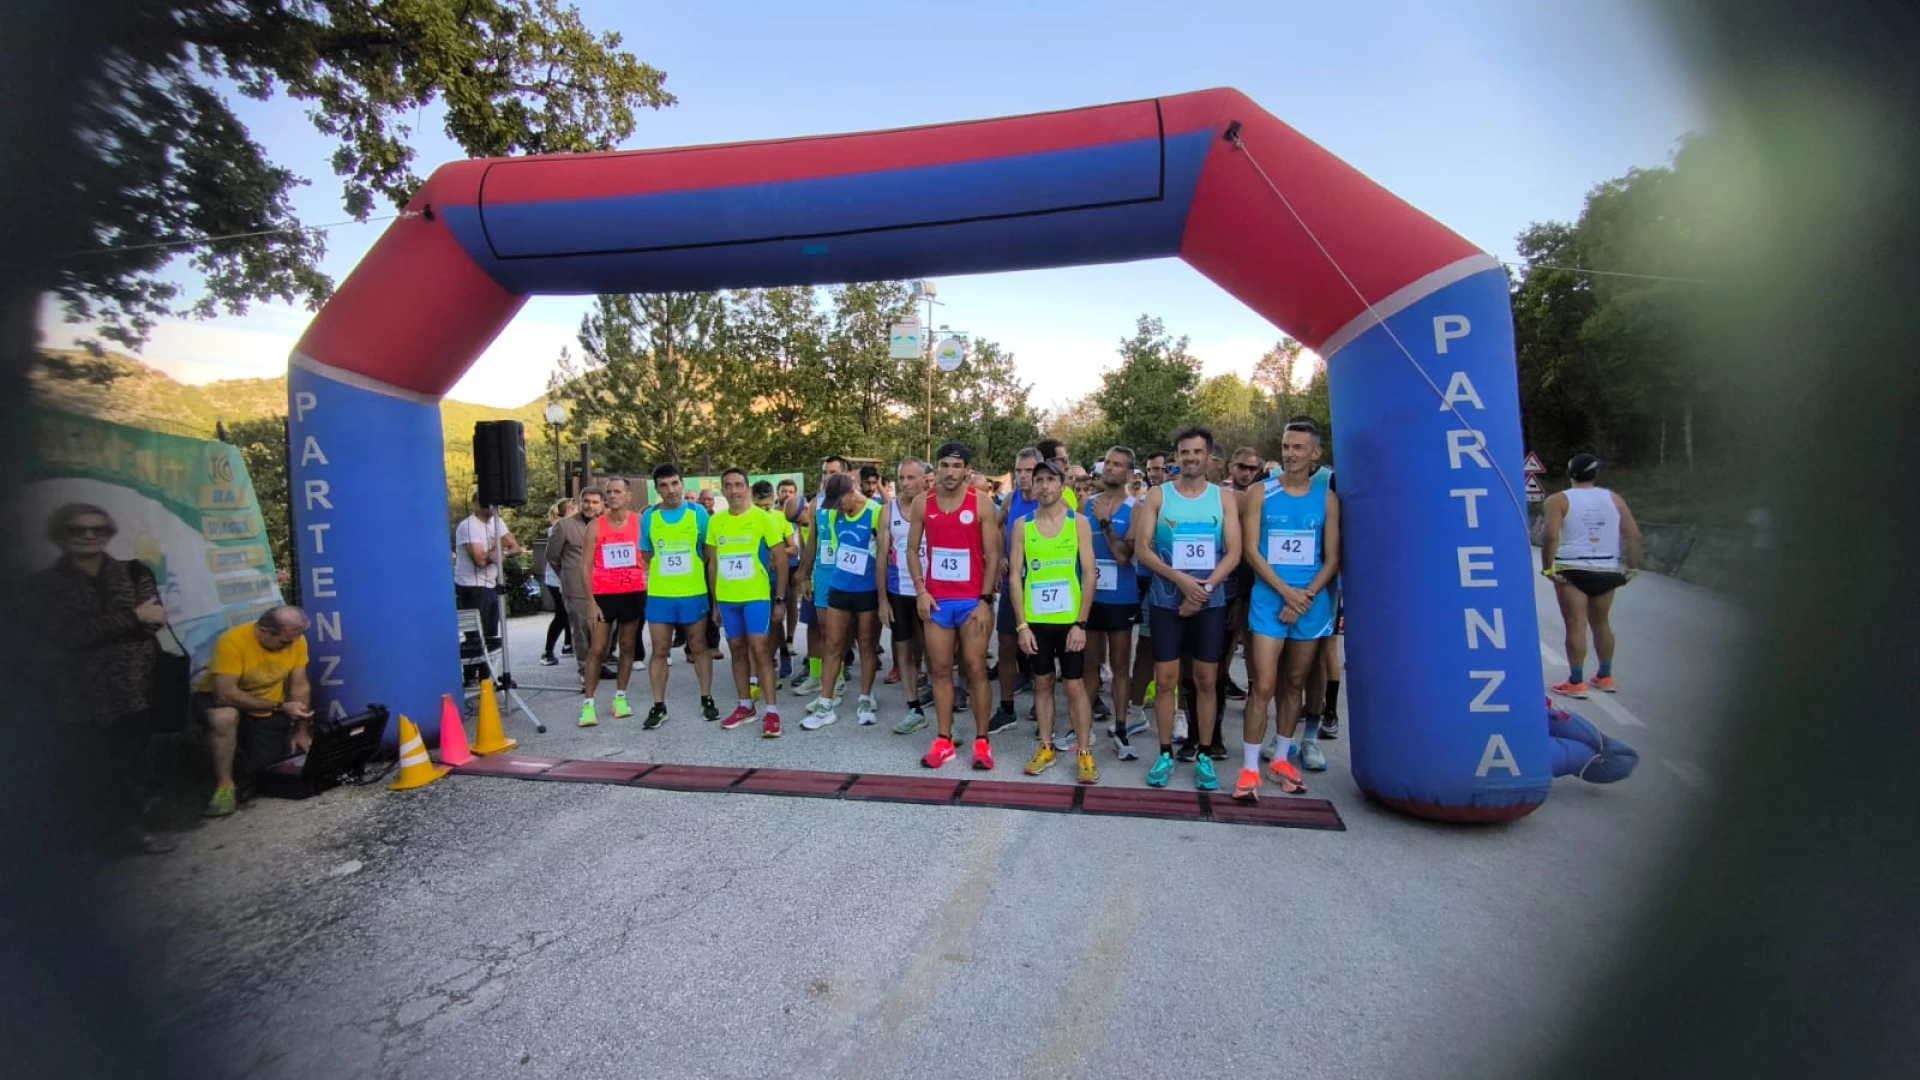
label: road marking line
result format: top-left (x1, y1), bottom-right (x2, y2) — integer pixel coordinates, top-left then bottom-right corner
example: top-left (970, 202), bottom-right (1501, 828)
top-left (1536, 641), bottom-right (1647, 727)
top-left (1663, 759), bottom-right (1711, 793)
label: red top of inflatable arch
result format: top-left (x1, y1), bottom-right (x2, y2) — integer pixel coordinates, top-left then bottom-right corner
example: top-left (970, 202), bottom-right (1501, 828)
top-left (296, 87), bottom-right (1484, 398)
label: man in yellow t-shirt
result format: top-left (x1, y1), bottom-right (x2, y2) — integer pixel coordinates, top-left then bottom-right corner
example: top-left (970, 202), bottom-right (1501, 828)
top-left (192, 605), bottom-right (313, 818)
top-left (705, 468), bottom-right (796, 737)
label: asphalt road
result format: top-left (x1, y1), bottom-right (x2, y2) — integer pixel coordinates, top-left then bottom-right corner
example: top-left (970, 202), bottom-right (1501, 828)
top-left (107, 567), bottom-right (1746, 1079)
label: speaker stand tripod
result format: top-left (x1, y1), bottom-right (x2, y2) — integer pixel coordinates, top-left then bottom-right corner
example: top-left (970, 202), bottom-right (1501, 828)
top-left (478, 593), bottom-right (547, 734)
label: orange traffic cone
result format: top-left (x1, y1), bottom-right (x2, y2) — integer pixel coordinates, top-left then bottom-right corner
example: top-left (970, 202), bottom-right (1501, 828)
top-left (438, 694), bottom-right (474, 767)
top-left (388, 714), bottom-right (450, 791)
top-left (469, 678), bottom-right (518, 756)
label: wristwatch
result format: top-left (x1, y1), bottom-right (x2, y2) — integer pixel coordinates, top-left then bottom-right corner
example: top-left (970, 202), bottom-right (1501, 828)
top-left (979, 592), bottom-right (996, 604)
top-left (1202, 581), bottom-right (1215, 596)
top-left (1073, 620), bottom-right (1087, 630)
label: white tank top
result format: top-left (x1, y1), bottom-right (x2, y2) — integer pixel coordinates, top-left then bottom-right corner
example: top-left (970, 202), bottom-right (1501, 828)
top-left (887, 498), bottom-right (922, 597)
top-left (1558, 487), bottom-right (1621, 569)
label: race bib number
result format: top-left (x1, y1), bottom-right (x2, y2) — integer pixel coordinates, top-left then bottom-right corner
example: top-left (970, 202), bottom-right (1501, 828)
top-left (817, 539), bottom-right (836, 566)
top-left (601, 542), bottom-right (637, 569)
top-left (1095, 559), bottom-right (1119, 592)
top-left (1266, 530), bottom-right (1315, 567)
top-left (658, 544), bottom-right (693, 577)
top-left (1172, 536), bottom-right (1217, 572)
top-left (1031, 584), bottom-right (1072, 617)
top-left (719, 554), bottom-right (756, 581)
top-left (930, 546), bottom-right (971, 583)
top-left (836, 545), bottom-right (871, 577)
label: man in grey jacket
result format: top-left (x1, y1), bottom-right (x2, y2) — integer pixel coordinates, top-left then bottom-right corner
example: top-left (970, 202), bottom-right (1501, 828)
top-left (544, 486), bottom-right (606, 684)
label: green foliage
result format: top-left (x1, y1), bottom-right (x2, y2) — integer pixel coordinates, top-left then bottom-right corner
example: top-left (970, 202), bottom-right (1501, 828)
top-left (547, 283), bottom-right (1043, 484)
top-left (1090, 316), bottom-right (1201, 455)
top-left (224, 416), bottom-right (292, 573)
top-left (56, 0), bottom-right (674, 350)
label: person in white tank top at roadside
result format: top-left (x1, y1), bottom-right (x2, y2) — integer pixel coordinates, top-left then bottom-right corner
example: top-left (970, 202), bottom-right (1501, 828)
top-left (1541, 454), bottom-right (1644, 699)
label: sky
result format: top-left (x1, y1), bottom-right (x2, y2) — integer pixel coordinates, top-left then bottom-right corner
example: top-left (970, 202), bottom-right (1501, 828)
top-left (42, 0), bottom-right (1701, 412)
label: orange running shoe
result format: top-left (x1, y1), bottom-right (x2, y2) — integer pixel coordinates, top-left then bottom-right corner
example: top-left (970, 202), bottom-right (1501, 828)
top-left (1551, 680), bottom-right (1590, 699)
top-left (1266, 756), bottom-right (1308, 794)
top-left (1591, 676), bottom-right (1617, 693)
top-left (971, 737), bottom-right (996, 771)
top-left (922, 736), bottom-right (956, 768)
top-left (1232, 768), bottom-right (1261, 803)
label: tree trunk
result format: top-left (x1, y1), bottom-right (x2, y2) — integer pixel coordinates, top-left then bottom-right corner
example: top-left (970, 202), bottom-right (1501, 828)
top-left (1683, 395), bottom-right (1695, 475)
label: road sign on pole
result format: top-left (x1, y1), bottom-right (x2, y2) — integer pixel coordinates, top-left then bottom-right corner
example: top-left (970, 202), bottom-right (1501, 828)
top-left (933, 336), bottom-right (966, 371)
top-left (1524, 474), bottom-right (1545, 503)
top-left (889, 318), bottom-right (922, 360)
top-left (1522, 451), bottom-right (1545, 475)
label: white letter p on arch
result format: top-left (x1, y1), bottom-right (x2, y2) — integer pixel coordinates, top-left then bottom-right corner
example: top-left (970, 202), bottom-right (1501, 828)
top-left (1434, 315), bottom-right (1471, 354)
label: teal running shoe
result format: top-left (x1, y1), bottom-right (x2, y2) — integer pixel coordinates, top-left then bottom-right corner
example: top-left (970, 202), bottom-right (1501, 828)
top-left (1193, 754), bottom-right (1220, 792)
top-left (1146, 751), bottom-right (1175, 788)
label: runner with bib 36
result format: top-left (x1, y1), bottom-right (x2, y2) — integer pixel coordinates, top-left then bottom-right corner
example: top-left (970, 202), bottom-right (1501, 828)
top-left (1130, 427), bottom-right (1242, 791)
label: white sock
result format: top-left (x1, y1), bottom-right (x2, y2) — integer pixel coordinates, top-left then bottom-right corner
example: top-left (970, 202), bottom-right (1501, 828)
top-left (1276, 732), bottom-right (1296, 759)
top-left (767, 706), bottom-right (780, 717)
top-left (583, 697), bottom-right (593, 707)
top-left (1243, 742), bottom-right (1262, 772)
top-left (738, 699), bottom-right (752, 709)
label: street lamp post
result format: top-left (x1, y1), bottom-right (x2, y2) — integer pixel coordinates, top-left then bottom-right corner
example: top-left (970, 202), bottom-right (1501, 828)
top-left (543, 403), bottom-right (568, 496)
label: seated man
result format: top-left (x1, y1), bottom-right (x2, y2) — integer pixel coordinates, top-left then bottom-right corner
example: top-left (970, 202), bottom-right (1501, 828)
top-left (193, 605), bottom-right (313, 817)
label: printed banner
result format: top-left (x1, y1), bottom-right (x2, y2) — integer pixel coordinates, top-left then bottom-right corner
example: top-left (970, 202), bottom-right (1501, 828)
top-left (26, 408), bottom-right (284, 682)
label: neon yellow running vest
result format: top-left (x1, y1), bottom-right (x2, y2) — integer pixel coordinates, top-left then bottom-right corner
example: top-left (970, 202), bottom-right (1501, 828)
top-left (1022, 511), bottom-right (1081, 625)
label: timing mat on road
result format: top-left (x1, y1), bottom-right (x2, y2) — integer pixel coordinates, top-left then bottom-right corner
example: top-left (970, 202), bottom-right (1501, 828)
top-left (452, 755), bottom-right (1345, 831)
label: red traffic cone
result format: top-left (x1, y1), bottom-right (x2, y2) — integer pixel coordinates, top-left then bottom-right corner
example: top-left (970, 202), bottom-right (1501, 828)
top-left (438, 693), bottom-right (474, 767)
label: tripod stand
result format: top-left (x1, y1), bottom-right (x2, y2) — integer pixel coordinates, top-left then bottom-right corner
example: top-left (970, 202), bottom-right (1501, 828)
top-left (461, 595), bottom-right (547, 734)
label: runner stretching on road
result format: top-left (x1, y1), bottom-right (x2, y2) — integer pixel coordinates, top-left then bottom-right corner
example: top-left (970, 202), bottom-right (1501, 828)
top-left (907, 442), bottom-right (1001, 770)
top-left (1541, 453), bottom-right (1643, 698)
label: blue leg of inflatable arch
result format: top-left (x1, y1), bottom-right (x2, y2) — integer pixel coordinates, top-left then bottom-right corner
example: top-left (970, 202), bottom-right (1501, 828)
top-left (1328, 269), bottom-right (1552, 821)
top-left (288, 360), bottom-right (461, 746)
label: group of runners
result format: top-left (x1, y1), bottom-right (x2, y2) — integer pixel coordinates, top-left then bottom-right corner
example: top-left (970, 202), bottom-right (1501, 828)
top-left (565, 417), bottom-right (1356, 802)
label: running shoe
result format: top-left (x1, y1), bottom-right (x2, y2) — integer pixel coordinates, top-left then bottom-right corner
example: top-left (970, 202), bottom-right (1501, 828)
top-left (792, 675), bottom-right (822, 697)
top-left (1143, 679), bottom-right (1157, 705)
top-left (1176, 739), bottom-right (1200, 763)
top-left (1224, 676), bottom-right (1247, 701)
top-left (1592, 675), bottom-right (1618, 693)
top-left (789, 668), bottom-right (809, 689)
top-left (923, 735), bottom-right (957, 768)
top-left (778, 652), bottom-right (794, 680)
top-left (561, 643), bottom-right (573, 656)
top-left (1551, 680), bottom-right (1590, 700)
top-left (750, 678), bottom-right (761, 700)
top-left (1300, 739), bottom-right (1328, 772)
top-left (1052, 728), bottom-right (1077, 753)
top-left (1233, 767), bottom-right (1261, 802)
top-left (1172, 710), bottom-right (1189, 744)
top-left (1145, 750), bottom-right (1175, 788)
top-left (720, 705), bottom-right (755, 730)
top-left (643, 703), bottom-right (668, 730)
top-left (611, 691), bottom-right (633, 720)
top-left (762, 713), bottom-right (783, 738)
top-left (987, 704), bottom-right (1019, 735)
top-left (1206, 737), bottom-right (1229, 761)
top-left (1076, 751), bottom-right (1099, 785)
top-left (1318, 710), bottom-right (1341, 740)
top-left (1125, 705), bottom-right (1151, 737)
top-left (856, 695), bottom-right (879, 726)
top-left (540, 654), bottom-right (558, 666)
top-left (1260, 732), bottom-right (1279, 761)
top-left (1266, 755), bottom-right (1308, 794)
top-left (1092, 697), bottom-right (1112, 725)
top-left (1193, 754), bottom-right (1220, 792)
top-left (1111, 728), bottom-right (1139, 761)
top-left (204, 785), bottom-right (237, 818)
top-left (884, 665), bottom-right (901, 685)
top-left (579, 701), bottom-right (599, 728)
top-left (701, 696), bottom-right (722, 722)
top-left (971, 738), bottom-right (996, 770)
top-left (1024, 746), bottom-right (1057, 776)
top-left (800, 699), bottom-right (838, 730)
top-left (893, 707), bottom-right (928, 736)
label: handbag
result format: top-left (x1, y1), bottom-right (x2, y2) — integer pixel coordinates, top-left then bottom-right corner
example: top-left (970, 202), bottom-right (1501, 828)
top-left (150, 621), bottom-right (193, 734)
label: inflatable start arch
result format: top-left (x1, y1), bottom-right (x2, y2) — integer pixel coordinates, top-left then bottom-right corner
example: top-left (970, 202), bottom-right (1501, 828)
top-left (288, 88), bottom-right (1548, 822)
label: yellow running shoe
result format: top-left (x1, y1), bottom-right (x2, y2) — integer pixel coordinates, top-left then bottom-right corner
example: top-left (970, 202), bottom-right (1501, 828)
top-left (1076, 750), bottom-right (1099, 785)
top-left (1143, 679), bottom-right (1157, 705)
top-left (1023, 746), bottom-right (1056, 776)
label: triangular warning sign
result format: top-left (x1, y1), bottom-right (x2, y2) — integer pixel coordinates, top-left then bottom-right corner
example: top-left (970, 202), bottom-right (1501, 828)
top-left (1524, 474), bottom-right (1545, 494)
top-left (1522, 451), bottom-right (1545, 474)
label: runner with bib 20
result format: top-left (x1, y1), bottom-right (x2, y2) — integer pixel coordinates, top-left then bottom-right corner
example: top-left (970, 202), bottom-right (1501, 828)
top-left (802, 472), bottom-right (890, 729)
top-left (1130, 426), bottom-right (1242, 791)
top-left (1236, 421), bottom-right (1341, 800)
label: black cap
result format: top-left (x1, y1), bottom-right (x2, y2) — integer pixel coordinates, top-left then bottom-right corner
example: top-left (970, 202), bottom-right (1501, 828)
top-left (935, 441), bottom-right (972, 465)
top-left (1033, 459), bottom-right (1066, 480)
top-left (1568, 453), bottom-right (1601, 481)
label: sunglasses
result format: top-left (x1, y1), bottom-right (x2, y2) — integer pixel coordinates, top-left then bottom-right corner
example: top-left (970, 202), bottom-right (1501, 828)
top-left (66, 524), bottom-right (115, 538)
